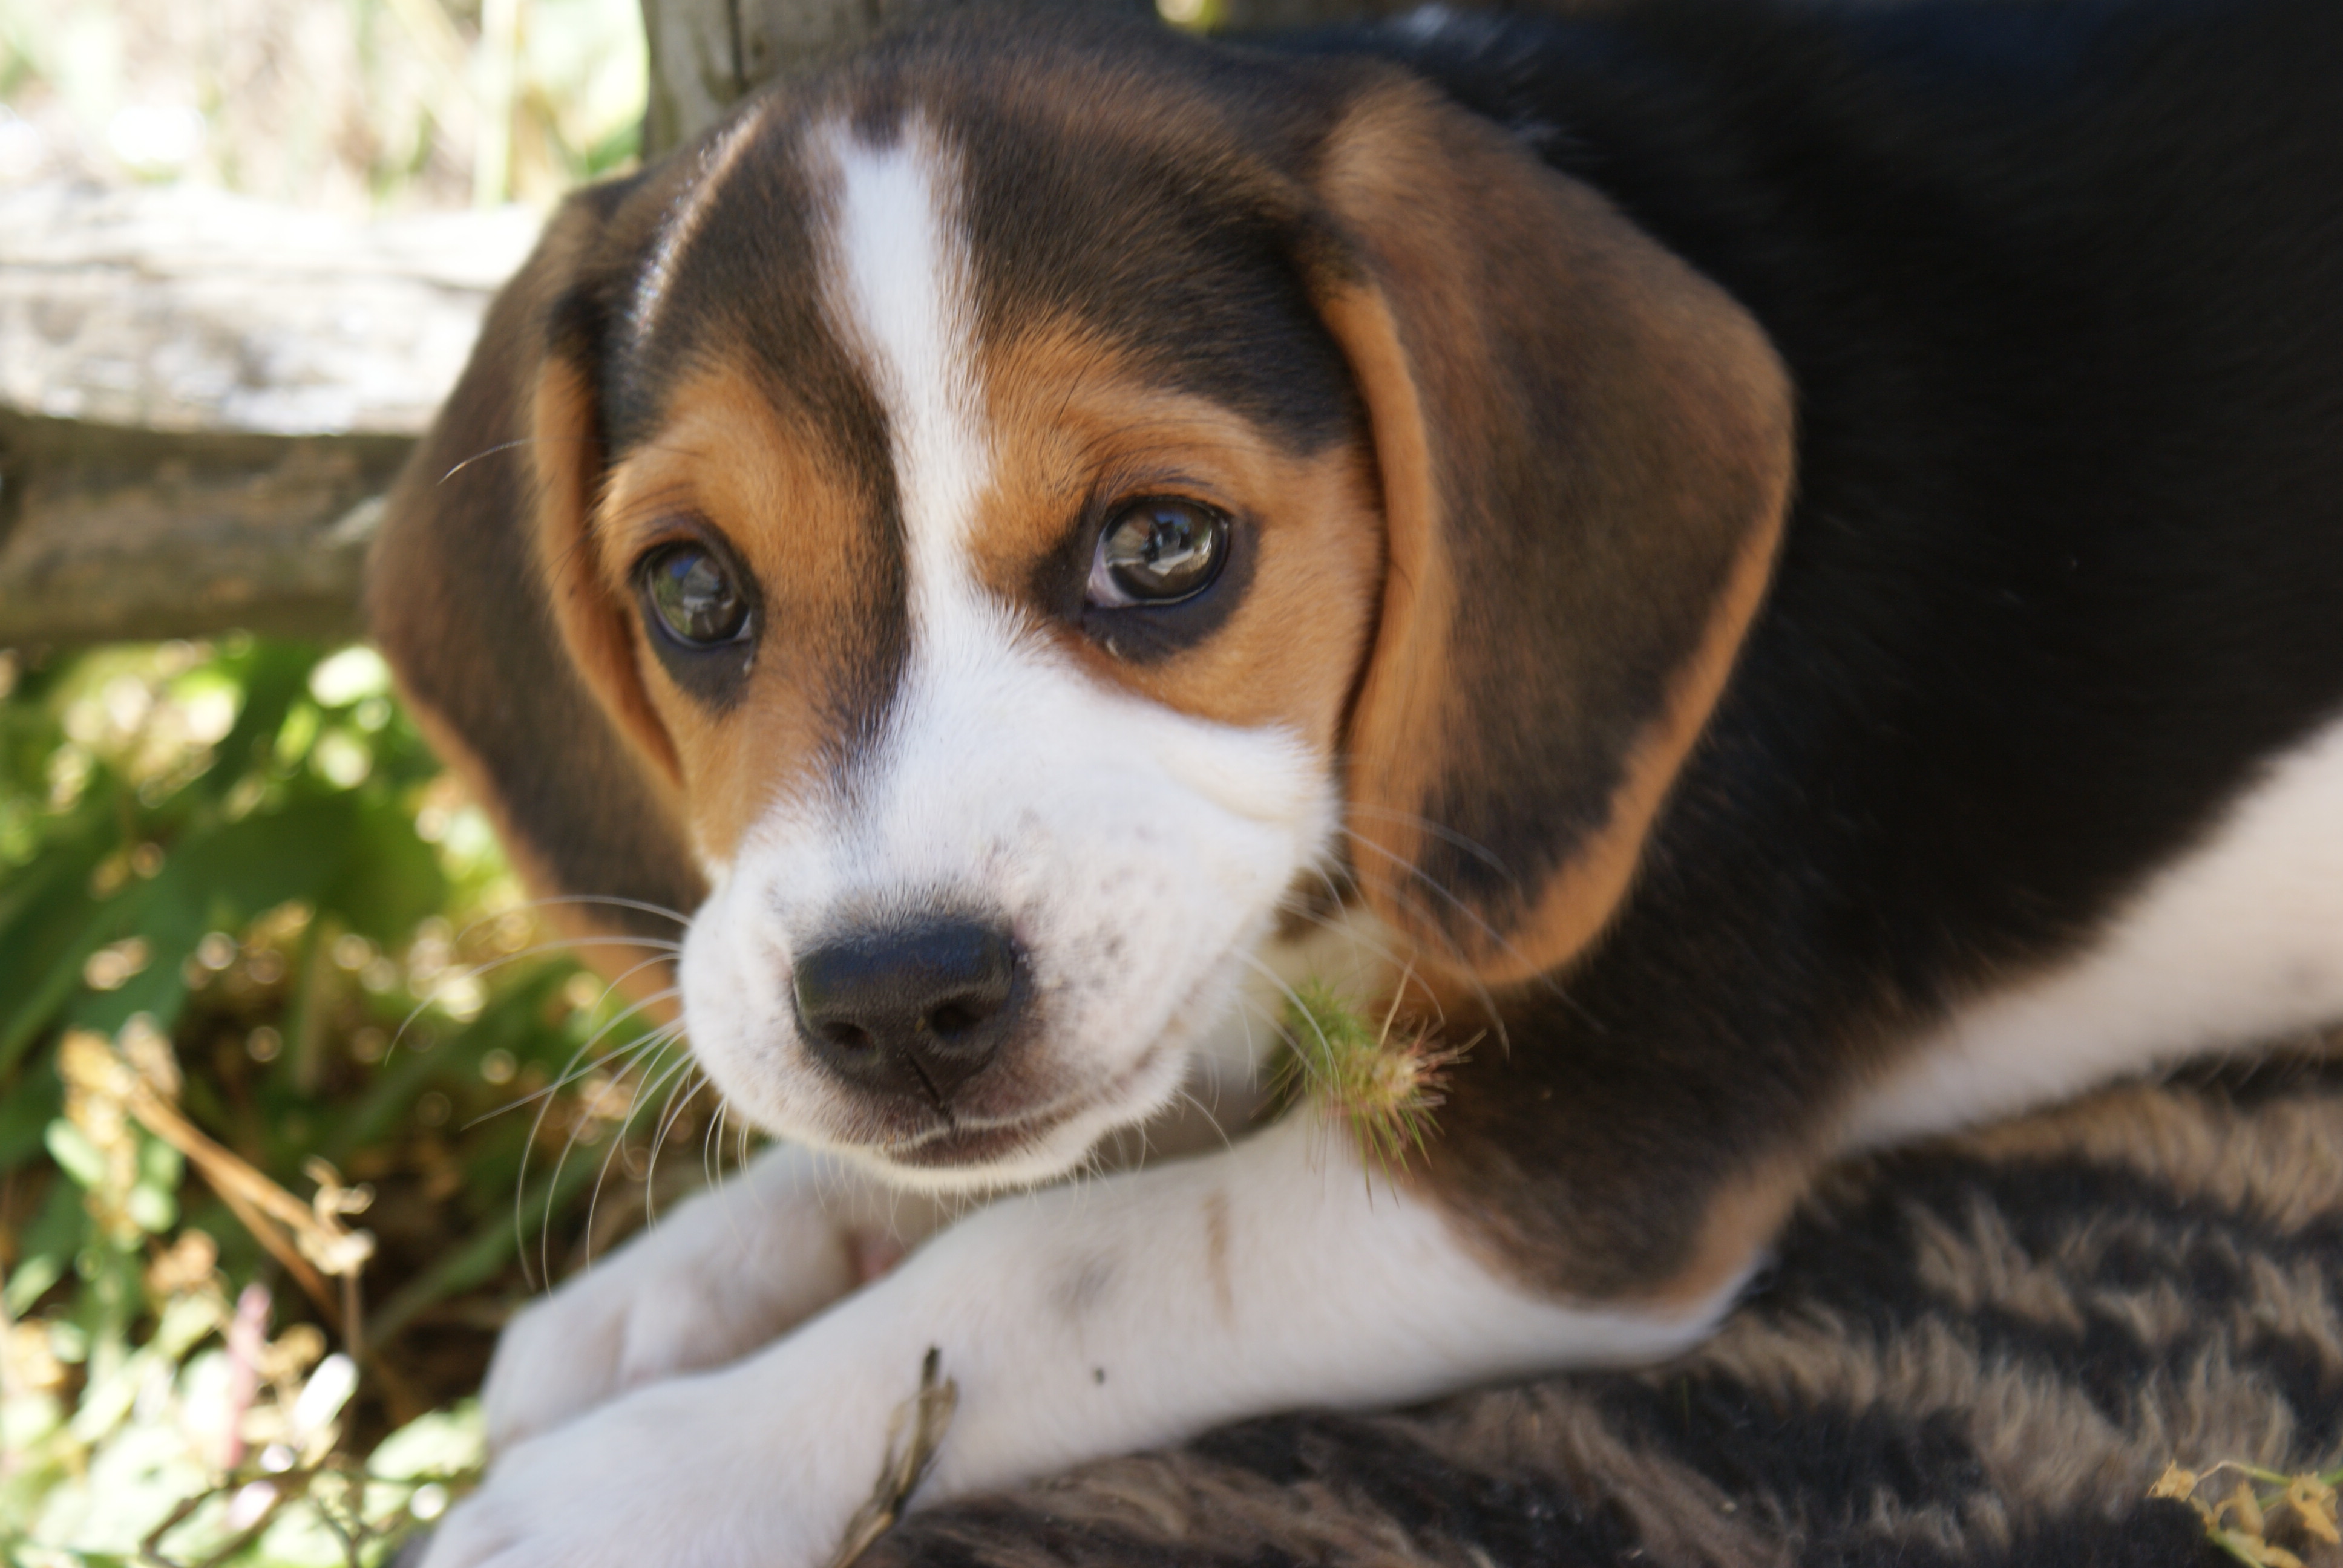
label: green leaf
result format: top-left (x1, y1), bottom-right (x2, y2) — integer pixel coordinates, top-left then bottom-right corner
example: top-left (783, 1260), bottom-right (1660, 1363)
top-left (2, 1252), bottom-right (64, 1316)
top-left (0, 803), bottom-right (97, 932)
top-left (318, 792), bottom-right (447, 945)
top-left (191, 641), bottom-right (320, 805)
top-left (367, 1400), bottom-right (487, 1481)
top-left (125, 1183), bottom-right (176, 1233)
top-left (43, 1119), bottom-right (106, 1189)
top-left (0, 817), bottom-right (132, 1079)
top-left (68, 790), bottom-right (404, 1044)
top-left (149, 793), bottom-right (361, 920)
top-left (15, 1174), bottom-right (88, 1276)
top-left (0, 1056), bottom-right (64, 1170)
top-left (137, 1135), bottom-right (182, 1189)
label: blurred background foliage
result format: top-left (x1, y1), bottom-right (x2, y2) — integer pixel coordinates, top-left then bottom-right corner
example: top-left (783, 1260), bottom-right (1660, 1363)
top-left (0, 0), bottom-right (646, 209)
top-left (0, 2), bottom-right (709, 1561)
top-left (0, 637), bottom-right (729, 1565)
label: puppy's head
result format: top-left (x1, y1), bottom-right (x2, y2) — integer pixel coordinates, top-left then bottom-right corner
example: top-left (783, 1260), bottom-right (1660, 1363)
top-left (370, 13), bottom-right (1792, 1191)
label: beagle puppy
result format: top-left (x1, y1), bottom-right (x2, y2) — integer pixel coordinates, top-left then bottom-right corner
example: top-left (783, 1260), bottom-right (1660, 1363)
top-left (368, 0), bottom-right (2343, 1561)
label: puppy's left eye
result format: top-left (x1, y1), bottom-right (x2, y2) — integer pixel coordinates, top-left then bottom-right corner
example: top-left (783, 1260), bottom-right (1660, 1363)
top-left (640, 544), bottom-right (752, 647)
top-left (1087, 498), bottom-right (1228, 607)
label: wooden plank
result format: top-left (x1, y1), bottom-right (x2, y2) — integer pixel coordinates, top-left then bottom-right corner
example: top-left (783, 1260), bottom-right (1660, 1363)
top-left (0, 184), bottom-right (537, 646)
top-left (641, 0), bottom-right (1077, 158)
top-left (0, 413), bottom-right (412, 645)
top-left (0, 183), bottom-right (537, 438)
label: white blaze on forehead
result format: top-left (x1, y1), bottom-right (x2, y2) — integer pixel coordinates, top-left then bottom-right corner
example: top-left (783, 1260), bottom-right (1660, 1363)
top-left (818, 117), bottom-right (991, 619)
top-left (631, 100), bottom-right (776, 353)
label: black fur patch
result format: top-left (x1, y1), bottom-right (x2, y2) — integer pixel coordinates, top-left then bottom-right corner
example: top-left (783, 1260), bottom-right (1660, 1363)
top-left (1300, 0), bottom-right (2343, 1293)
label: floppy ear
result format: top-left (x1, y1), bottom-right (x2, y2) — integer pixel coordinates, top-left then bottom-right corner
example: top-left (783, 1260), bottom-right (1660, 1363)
top-left (1308, 76), bottom-right (1794, 987)
top-left (368, 186), bottom-right (706, 980)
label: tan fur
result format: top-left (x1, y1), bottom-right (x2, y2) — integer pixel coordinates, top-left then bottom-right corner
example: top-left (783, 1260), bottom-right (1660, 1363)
top-left (1433, 1387), bottom-right (1792, 1568)
top-left (1907, 1197), bottom-right (2091, 1333)
top-left (1637, 1157), bottom-right (1810, 1312)
top-left (975, 321), bottom-right (1383, 749)
top-left (591, 362), bottom-right (899, 859)
top-left (369, 193), bottom-right (703, 991)
top-left (526, 314), bottom-right (1386, 869)
top-left (1314, 283), bottom-right (1455, 924)
top-left (1703, 1292), bottom-right (2304, 1518)
top-left (1202, 1189), bottom-right (1235, 1328)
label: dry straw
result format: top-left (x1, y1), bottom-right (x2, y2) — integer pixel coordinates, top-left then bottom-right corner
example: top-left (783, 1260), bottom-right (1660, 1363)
top-left (2152, 1460), bottom-right (2343, 1566)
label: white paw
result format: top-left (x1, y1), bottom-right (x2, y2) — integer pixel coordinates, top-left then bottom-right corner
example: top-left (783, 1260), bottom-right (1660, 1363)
top-left (480, 1146), bottom-right (925, 1452)
top-left (425, 1322), bottom-right (922, 1568)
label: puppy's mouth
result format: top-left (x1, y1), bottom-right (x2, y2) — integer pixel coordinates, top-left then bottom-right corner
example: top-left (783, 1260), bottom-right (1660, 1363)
top-left (879, 1118), bottom-right (1062, 1171)
top-left (867, 1040), bottom-right (1172, 1173)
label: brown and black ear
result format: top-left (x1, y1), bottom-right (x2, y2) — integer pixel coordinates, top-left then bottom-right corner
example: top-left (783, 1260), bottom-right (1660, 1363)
top-left (1300, 73), bottom-right (1795, 988)
top-left (367, 185), bottom-right (704, 981)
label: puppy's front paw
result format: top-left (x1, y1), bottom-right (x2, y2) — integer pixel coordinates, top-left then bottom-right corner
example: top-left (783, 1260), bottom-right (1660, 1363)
top-left (427, 1336), bottom-right (911, 1568)
top-left (481, 1151), bottom-right (897, 1452)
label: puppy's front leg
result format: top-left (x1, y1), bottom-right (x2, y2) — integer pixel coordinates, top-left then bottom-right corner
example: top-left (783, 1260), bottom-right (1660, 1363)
top-left (479, 1067), bottom-right (1260, 1451)
top-left (479, 1142), bottom-right (951, 1452)
top-left (424, 1114), bottom-right (1742, 1568)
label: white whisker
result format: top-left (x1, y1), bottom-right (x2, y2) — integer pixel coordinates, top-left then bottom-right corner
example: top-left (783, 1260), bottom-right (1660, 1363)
top-left (583, 1051), bottom-right (699, 1266)
top-left (545, 1034), bottom-right (683, 1281)
top-left (389, 934), bottom-right (680, 1060)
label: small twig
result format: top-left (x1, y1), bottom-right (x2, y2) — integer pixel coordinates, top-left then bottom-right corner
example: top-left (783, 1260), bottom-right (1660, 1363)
top-left (137, 1485), bottom-right (209, 1568)
top-left (66, 1027), bottom-right (375, 1351)
top-left (825, 1347), bottom-right (958, 1568)
top-left (139, 1460), bottom-right (304, 1568)
top-left (198, 1160), bottom-right (342, 1330)
top-left (306, 1461), bottom-right (373, 1568)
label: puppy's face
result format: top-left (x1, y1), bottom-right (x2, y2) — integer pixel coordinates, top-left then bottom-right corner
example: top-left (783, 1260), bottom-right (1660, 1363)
top-left (374, 18), bottom-right (1795, 1198)
top-left (585, 110), bottom-right (1379, 1187)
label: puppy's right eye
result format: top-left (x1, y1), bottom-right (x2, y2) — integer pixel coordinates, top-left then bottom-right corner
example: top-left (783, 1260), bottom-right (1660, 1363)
top-left (640, 544), bottom-right (752, 648)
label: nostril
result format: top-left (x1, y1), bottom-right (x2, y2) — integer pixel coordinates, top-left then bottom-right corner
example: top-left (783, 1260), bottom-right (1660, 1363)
top-left (925, 1000), bottom-right (987, 1038)
top-left (819, 1020), bottom-right (875, 1053)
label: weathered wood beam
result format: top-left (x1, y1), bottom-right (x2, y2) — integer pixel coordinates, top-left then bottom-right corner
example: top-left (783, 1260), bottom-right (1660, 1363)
top-left (0, 414), bottom-right (411, 646)
top-left (640, 0), bottom-right (1381, 160)
top-left (643, 0), bottom-right (1153, 159)
top-left (0, 183), bottom-right (536, 648)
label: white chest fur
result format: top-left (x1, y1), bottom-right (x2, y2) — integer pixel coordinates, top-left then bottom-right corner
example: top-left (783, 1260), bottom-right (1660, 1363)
top-left (1851, 713), bottom-right (2343, 1148)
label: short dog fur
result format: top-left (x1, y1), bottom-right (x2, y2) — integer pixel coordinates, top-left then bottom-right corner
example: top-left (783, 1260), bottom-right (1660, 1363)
top-left (369, 0), bottom-right (2343, 1561)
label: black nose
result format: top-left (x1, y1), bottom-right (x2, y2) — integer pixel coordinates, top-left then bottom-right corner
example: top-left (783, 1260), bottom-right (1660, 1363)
top-left (791, 918), bottom-right (1020, 1104)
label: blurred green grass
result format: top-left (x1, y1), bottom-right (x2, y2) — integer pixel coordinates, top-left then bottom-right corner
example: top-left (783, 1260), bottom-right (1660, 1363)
top-left (0, 638), bottom-right (727, 1565)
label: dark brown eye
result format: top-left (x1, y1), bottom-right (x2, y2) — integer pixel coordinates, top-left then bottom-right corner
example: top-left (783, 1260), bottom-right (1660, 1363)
top-left (1087, 498), bottom-right (1228, 607)
top-left (641, 544), bottom-right (751, 647)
